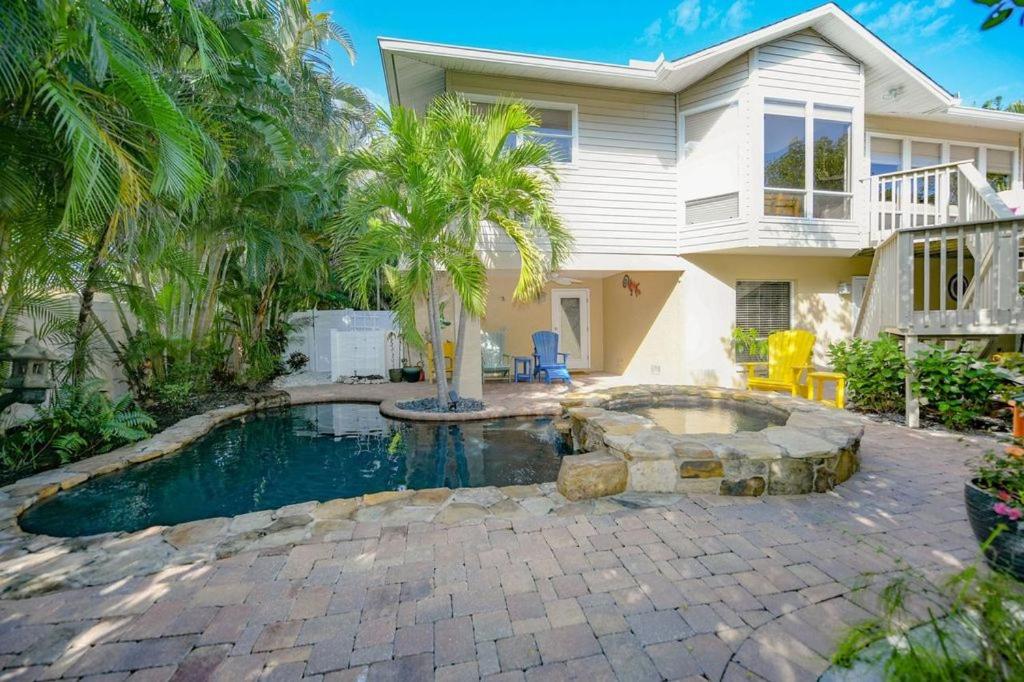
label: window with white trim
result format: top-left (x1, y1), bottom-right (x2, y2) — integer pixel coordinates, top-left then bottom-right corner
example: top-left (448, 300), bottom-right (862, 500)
top-left (763, 100), bottom-right (852, 220)
top-left (735, 281), bottom-right (792, 361)
top-left (471, 100), bottom-right (575, 163)
top-left (868, 133), bottom-right (1019, 193)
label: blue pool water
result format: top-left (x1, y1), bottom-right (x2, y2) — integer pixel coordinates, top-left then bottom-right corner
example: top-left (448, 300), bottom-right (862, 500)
top-left (19, 403), bottom-right (567, 537)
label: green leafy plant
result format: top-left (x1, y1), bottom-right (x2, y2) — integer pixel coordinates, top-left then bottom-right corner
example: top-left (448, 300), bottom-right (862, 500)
top-left (0, 381), bottom-right (156, 479)
top-left (732, 327), bottom-right (768, 361)
top-left (975, 441), bottom-right (1024, 522)
top-left (832, 542), bottom-right (1024, 679)
top-left (828, 335), bottom-right (906, 413)
top-left (911, 346), bottom-right (1009, 430)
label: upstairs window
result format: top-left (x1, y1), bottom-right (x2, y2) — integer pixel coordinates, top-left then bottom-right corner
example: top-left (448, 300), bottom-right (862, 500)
top-left (763, 100), bottom-right (852, 220)
top-left (471, 99), bottom-right (575, 163)
top-left (527, 108), bottom-right (574, 163)
top-left (987, 148), bottom-right (1013, 192)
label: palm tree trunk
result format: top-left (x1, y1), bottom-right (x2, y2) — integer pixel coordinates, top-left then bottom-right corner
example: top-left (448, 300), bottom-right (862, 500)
top-left (451, 300), bottom-right (467, 395)
top-left (426, 273), bottom-right (450, 407)
top-left (72, 216), bottom-right (118, 384)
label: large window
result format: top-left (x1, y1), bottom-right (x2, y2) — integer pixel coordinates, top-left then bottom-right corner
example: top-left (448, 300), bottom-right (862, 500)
top-left (764, 100), bottom-right (852, 220)
top-left (471, 100), bottom-right (575, 163)
top-left (735, 281), bottom-right (792, 361)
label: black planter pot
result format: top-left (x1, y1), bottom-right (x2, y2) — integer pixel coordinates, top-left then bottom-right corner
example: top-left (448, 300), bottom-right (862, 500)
top-left (964, 480), bottom-right (1024, 580)
top-left (388, 368), bottom-right (403, 383)
top-left (401, 367), bottom-right (421, 383)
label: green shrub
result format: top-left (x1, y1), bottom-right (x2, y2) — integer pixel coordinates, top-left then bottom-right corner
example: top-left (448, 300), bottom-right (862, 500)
top-left (828, 335), bottom-right (906, 413)
top-left (911, 346), bottom-right (1008, 430)
top-left (732, 327), bottom-right (767, 361)
top-left (0, 380), bottom-right (156, 479)
top-left (832, 548), bottom-right (1024, 680)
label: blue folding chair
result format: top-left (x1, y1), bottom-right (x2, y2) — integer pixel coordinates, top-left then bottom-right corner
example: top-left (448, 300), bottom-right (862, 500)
top-left (532, 331), bottom-right (572, 385)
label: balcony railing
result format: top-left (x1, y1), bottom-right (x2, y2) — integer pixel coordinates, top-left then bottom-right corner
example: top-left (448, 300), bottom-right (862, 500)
top-left (867, 161), bottom-right (1013, 245)
top-left (855, 217), bottom-right (1024, 339)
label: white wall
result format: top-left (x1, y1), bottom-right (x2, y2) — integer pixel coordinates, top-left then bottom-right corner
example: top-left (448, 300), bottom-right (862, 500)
top-left (446, 71), bottom-right (679, 259)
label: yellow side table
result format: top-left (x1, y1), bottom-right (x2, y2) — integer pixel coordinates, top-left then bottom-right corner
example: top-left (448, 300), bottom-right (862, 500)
top-left (807, 371), bottom-right (846, 409)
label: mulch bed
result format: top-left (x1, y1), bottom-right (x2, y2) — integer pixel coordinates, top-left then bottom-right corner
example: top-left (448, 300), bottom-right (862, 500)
top-left (395, 397), bottom-right (486, 414)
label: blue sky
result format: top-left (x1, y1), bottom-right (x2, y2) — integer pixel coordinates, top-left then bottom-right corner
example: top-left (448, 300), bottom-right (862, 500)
top-left (317, 0), bottom-right (1024, 108)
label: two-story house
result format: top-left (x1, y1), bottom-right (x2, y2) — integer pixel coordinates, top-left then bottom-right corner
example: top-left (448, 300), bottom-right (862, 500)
top-left (379, 3), bottom-right (1024, 397)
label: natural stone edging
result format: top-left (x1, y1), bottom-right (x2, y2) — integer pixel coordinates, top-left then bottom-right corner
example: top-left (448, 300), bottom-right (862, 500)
top-left (556, 385), bottom-right (864, 499)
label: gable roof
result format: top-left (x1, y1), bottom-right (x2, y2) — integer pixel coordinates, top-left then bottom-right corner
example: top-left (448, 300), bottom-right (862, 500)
top-left (380, 3), bottom-right (1024, 127)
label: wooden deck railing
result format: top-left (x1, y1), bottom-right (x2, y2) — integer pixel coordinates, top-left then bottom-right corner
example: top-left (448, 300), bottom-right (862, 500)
top-left (855, 217), bottom-right (1024, 339)
top-left (868, 161), bottom-right (1013, 246)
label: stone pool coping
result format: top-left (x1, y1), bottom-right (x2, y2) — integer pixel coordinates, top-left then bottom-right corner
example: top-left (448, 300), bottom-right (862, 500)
top-left (556, 385), bottom-right (864, 499)
top-left (0, 389), bottom-right (577, 598)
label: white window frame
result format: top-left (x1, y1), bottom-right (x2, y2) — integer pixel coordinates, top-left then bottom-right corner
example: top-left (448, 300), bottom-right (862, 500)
top-left (762, 98), bottom-right (855, 222)
top-left (866, 132), bottom-right (1021, 191)
top-left (462, 92), bottom-right (579, 167)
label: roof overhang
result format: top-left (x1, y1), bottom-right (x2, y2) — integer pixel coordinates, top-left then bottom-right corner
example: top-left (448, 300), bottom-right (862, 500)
top-left (380, 3), bottom-right (1024, 126)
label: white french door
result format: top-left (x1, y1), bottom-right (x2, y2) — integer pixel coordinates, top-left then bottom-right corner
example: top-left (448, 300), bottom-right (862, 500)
top-left (550, 289), bottom-right (590, 369)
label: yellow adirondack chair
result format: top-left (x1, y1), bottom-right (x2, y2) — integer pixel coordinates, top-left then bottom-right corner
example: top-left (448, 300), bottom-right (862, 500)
top-left (426, 340), bottom-right (455, 382)
top-left (741, 330), bottom-right (815, 397)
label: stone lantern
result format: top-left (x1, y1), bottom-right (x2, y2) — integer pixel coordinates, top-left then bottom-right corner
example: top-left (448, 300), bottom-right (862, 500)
top-left (0, 337), bottom-right (59, 409)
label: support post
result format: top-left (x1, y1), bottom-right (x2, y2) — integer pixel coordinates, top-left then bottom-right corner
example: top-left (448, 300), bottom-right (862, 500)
top-left (904, 334), bottom-right (920, 429)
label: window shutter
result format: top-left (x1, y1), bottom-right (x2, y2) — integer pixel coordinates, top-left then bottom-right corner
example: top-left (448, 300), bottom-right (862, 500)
top-left (735, 281), bottom-right (792, 339)
top-left (682, 104), bottom-right (739, 203)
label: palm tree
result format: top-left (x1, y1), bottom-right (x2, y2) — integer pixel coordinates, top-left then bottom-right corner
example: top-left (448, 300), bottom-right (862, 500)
top-left (428, 96), bottom-right (573, 393)
top-left (336, 95), bottom-right (572, 406)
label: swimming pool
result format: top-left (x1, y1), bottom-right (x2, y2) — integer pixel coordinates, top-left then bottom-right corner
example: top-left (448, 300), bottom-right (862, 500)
top-left (20, 403), bottom-right (567, 537)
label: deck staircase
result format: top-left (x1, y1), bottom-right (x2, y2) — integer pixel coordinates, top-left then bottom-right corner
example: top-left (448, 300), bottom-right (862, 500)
top-left (853, 161), bottom-right (1023, 425)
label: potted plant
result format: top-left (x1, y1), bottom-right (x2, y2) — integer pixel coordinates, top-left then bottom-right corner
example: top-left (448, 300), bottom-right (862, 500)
top-left (386, 332), bottom-right (403, 382)
top-left (400, 358), bottom-right (421, 383)
top-left (965, 439), bottom-right (1024, 579)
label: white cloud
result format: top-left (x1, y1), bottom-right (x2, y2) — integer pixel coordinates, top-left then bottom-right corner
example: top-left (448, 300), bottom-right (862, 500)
top-left (851, 1), bottom-right (879, 16)
top-left (722, 0), bottom-right (751, 31)
top-left (923, 26), bottom-right (977, 54)
top-left (673, 0), bottom-right (703, 34)
top-left (919, 15), bottom-right (949, 37)
top-left (641, 18), bottom-right (664, 46)
top-left (868, 1), bottom-right (917, 31)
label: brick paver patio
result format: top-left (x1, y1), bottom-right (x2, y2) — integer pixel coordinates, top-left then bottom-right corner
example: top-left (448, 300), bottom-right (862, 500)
top-left (0, 385), bottom-right (994, 681)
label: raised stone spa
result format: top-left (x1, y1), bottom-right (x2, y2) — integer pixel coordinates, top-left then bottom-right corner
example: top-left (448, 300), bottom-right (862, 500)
top-left (555, 385), bottom-right (863, 500)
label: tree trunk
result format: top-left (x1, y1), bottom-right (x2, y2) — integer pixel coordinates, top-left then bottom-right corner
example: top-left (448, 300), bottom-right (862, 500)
top-left (451, 300), bottom-right (468, 395)
top-left (71, 217), bottom-right (117, 384)
top-left (426, 273), bottom-right (450, 407)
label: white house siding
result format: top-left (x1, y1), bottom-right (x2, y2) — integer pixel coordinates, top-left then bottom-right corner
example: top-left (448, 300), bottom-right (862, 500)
top-left (756, 30), bottom-right (861, 100)
top-left (677, 57), bottom-right (752, 252)
top-left (754, 30), bottom-right (866, 253)
top-left (677, 56), bottom-right (749, 111)
top-left (445, 72), bottom-right (678, 263)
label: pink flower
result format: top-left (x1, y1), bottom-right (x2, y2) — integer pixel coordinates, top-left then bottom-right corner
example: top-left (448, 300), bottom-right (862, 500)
top-left (993, 502), bottom-right (1023, 521)
top-left (997, 490), bottom-right (1012, 502)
